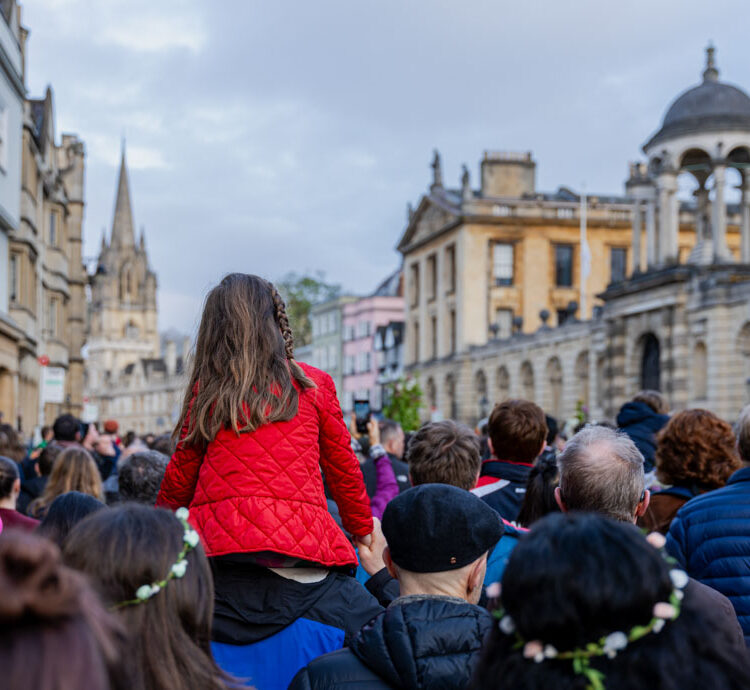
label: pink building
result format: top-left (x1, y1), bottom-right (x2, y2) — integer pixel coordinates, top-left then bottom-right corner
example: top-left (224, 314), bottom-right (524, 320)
top-left (341, 274), bottom-right (404, 412)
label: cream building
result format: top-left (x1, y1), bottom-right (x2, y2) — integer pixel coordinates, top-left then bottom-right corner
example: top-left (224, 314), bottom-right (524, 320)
top-left (85, 149), bottom-right (187, 435)
top-left (3, 1), bottom-right (87, 431)
top-left (402, 46), bottom-right (750, 426)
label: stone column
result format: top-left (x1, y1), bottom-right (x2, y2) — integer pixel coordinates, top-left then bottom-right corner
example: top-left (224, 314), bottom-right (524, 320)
top-left (631, 200), bottom-right (642, 274)
top-left (657, 172), bottom-right (678, 265)
top-left (741, 176), bottom-right (750, 263)
top-left (645, 198), bottom-right (657, 268)
top-left (695, 186), bottom-right (709, 241)
top-left (712, 163), bottom-right (729, 262)
top-left (669, 185), bottom-right (680, 260)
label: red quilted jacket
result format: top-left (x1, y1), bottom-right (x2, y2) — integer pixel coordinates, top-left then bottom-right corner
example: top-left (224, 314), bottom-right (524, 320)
top-left (156, 363), bottom-right (373, 568)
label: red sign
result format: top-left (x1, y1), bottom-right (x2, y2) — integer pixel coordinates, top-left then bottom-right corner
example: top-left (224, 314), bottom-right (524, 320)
top-left (38, 355), bottom-right (50, 366)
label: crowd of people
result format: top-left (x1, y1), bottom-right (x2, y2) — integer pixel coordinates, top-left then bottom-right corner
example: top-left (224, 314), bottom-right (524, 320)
top-left (1, 272), bottom-right (749, 689)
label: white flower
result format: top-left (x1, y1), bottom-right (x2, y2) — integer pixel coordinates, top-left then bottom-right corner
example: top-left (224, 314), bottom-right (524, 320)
top-left (543, 645), bottom-right (558, 659)
top-left (184, 529), bottom-right (200, 548)
top-left (674, 589), bottom-right (684, 601)
top-left (136, 585), bottom-right (153, 601)
top-left (602, 631), bottom-right (628, 657)
top-left (150, 584), bottom-right (161, 596)
top-left (175, 507), bottom-right (189, 521)
top-left (498, 615), bottom-right (516, 635)
top-left (171, 560), bottom-right (188, 578)
top-left (485, 582), bottom-right (501, 599)
top-left (653, 602), bottom-right (677, 620)
top-left (669, 569), bottom-right (689, 590)
top-left (653, 619), bottom-right (666, 633)
top-left (646, 532), bottom-right (667, 549)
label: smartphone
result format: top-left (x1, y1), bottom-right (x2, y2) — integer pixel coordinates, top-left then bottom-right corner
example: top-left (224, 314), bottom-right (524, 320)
top-left (354, 399), bottom-right (371, 435)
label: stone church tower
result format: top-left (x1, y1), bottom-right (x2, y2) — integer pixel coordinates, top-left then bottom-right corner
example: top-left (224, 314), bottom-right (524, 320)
top-left (86, 146), bottom-right (159, 392)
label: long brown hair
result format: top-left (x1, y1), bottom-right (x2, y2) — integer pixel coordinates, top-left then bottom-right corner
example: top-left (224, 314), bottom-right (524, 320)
top-left (63, 504), bottom-right (228, 690)
top-left (0, 530), bottom-right (123, 690)
top-left (30, 447), bottom-right (104, 518)
top-left (176, 273), bottom-right (314, 446)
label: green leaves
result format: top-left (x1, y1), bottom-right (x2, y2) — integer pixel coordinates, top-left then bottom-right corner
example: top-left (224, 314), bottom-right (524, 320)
top-left (383, 376), bottom-right (423, 431)
top-left (276, 271), bottom-right (341, 347)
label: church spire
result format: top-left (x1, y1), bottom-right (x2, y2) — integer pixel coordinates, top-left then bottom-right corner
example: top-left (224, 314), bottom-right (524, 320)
top-left (111, 141), bottom-right (136, 247)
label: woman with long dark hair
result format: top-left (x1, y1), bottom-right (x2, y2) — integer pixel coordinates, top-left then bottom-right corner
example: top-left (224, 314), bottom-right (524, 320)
top-left (473, 512), bottom-right (750, 689)
top-left (63, 504), bottom-right (228, 690)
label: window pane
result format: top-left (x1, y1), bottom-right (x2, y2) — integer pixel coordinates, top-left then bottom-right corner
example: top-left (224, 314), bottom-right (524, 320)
top-left (555, 245), bottom-right (573, 287)
top-left (493, 243), bottom-right (514, 286)
top-left (611, 248), bottom-right (627, 283)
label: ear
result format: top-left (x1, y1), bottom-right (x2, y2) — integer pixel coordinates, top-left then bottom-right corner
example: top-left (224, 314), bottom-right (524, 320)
top-left (12, 477), bottom-right (20, 496)
top-left (487, 437), bottom-right (494, 456)
top-left (384, 547), bottom-right (398, 580)
top-left (554, 486), bottom-right (567, 513)
top-left (472, 469), bottom-right (481, 490)
top-left (635, 489), bottom-right (651, 519)
top-left (468, 554), bottom-right (487, 594)
top-left (538, 441), bottom-right (546, 458)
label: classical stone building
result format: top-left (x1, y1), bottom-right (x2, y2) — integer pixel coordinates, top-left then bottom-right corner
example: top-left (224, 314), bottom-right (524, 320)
top-left (3, 2), bottom-right (87, 431)
top-left (403, 46), bottom-right (750, 426)
top-left (85, 149), bottom-right (187, 434)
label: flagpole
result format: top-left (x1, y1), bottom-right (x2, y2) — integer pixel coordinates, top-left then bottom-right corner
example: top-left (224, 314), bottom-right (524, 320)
top-left (580, 186), bottom-right (587, 318)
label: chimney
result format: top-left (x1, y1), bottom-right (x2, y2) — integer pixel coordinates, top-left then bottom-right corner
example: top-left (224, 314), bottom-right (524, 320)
top-left (480, 151), bottom-right (536, 198)
top-left (165, 340), bottom-right (177, 376)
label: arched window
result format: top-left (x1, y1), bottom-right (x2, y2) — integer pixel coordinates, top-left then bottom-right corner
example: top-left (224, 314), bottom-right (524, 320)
top-left (426, 377), bottom-right (437, 410)
top-left (475, 369), bottom-right (489, 419)
top-left (445, 373), bottom-right (457, 420)
top-left (640, 333), bottom-right (661, 391)
top-left (575, 351), bottom-right (589, 408)
top-left (693, 342), bottom-right (707, 401)
top-left (545, 357), bottom-right (563, 418)
top-left (520, 361), bottom-right (534, 401)
top-left (496, 366), bottom-right (510, 402)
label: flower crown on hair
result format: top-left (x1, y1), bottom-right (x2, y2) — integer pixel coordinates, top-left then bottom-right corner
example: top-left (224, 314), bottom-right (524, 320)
top-left (112, 508), bottom-right (200, 610)
top-left (492, 537), bottom-right (689, 690)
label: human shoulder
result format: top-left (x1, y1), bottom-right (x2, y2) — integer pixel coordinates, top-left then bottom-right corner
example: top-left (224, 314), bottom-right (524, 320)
top-left (296, 361), bottom-right (332, 389)
top-left (289, 647), bottom-right (385, 689)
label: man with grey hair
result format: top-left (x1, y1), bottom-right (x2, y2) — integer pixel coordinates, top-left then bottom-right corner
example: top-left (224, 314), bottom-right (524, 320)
top-left (555, 424), bottom-right (746, 650)
top-left (118, 450), bottom-right (169, 504)
top-left (554, 425), bottom-right (650, 522)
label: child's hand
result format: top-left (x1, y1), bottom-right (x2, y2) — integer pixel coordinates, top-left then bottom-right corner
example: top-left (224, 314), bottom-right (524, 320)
top-left (357, 518), bottom-right (387, 575)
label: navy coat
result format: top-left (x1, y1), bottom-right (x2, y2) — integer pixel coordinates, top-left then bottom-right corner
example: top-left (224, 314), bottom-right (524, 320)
top-left (616, 401), bottom-right (669, 473)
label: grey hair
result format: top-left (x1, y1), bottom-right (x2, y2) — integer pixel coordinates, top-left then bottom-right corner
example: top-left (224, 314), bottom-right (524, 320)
top-left (557, 425), bottom-right (645, 522)
top-left (118, 450), bottom-right (169, 505)
top-left (735, 404), bottom-right (750, 464)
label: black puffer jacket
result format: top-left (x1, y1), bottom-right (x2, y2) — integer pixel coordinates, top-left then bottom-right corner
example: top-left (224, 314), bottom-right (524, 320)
top-left (289, 595), bottom-right (493, 689)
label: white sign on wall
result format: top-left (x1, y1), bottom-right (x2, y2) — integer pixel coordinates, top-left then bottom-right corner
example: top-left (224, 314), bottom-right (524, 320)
top-left (81, 402), bottom-right (99, 423)
top-left (41, 366), bottom-right (66, 404)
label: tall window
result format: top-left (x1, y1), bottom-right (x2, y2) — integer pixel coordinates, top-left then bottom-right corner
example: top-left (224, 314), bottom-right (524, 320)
top-left (49, 211), bottom-right (57, 247)
top-left (427, 253), bottom-right (437, 301)
top-left (0, 106), bottom-right (7, 171)
top-left (413, 321), bottom-right (420, 362)
top-left (610, 247), bottom-right (627, 283)
top-left (495, 308), bottom-right (513, 339)
top-left (410, 263), bottom-right (420, 307)
top-left (431, 315), bottom-right (438, 359)
top-left (555, 244), bottom-right (574, 287)
top-left (9, 253), bottom-right (18, 302)
top-left (493, 243), bottom-right (514, 286)
top-left (449, 309), bottom-right (456, 354)
top-left (445, 244), bottom-right (456, 294)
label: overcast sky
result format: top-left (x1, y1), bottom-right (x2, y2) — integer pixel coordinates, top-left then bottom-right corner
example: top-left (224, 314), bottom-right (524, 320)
top-left (22, 0), bottom-right (750, 336)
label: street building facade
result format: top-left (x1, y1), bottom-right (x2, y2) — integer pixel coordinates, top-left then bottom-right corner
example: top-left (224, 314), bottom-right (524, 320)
top-left (402, 46), bottom-right (750, 426)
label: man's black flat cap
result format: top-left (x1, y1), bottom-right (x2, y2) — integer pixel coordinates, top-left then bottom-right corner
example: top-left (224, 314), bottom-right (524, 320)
top-left (382, 483), bottom-right (504, 573)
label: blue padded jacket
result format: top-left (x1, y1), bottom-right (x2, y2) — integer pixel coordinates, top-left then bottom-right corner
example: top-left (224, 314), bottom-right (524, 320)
top-left (666, 467), bottom-right (750, 646)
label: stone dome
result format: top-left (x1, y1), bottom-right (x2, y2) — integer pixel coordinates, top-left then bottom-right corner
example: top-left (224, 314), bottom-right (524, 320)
top-left (644, 46), bottom-right (750, 150)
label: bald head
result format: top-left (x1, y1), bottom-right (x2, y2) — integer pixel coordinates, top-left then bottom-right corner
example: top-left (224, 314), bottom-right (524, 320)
top-left (556, 426), bottom-right (646, 522)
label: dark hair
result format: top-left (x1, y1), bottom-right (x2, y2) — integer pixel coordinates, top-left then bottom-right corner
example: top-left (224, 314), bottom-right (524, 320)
top-left (0, 455), bottom-right (19, 500)
top-left (63, 504), bottom-right (228, 690)
top-left (406, 420), bottom-right (481, 491)
top-left (473, 512), bottom-right (750, 689)
top-left (38, 442), bottom-right (63, 477)
top-left (0, 424), bottom-right (25, 462)
top-left (151, 434), bottom-right (175, 457)
top-left (176, 273), bottom-right (315, 447)
top-left (37, 492), bottom-right (107, 548)
top-left (545, 415), bottom-right (559, 446)
top-left (124, 431), bottom-right (136, 448)
top-left (632, 389), bottom-right (668, 415)
top-left (488, 400), bottom-right (547, 464)
top-left (516, 453), bottom-right (560, 527)
top-left (118, 451), bottom-right (169, 504)
top-left (0, 530), bottom-right (122, 690)
top-left (41, 425), bottom-right (52, 439)
top-left (656, 409), bottom-right (740, 490)
top-left (53, 414), bottom-right (81, 442)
